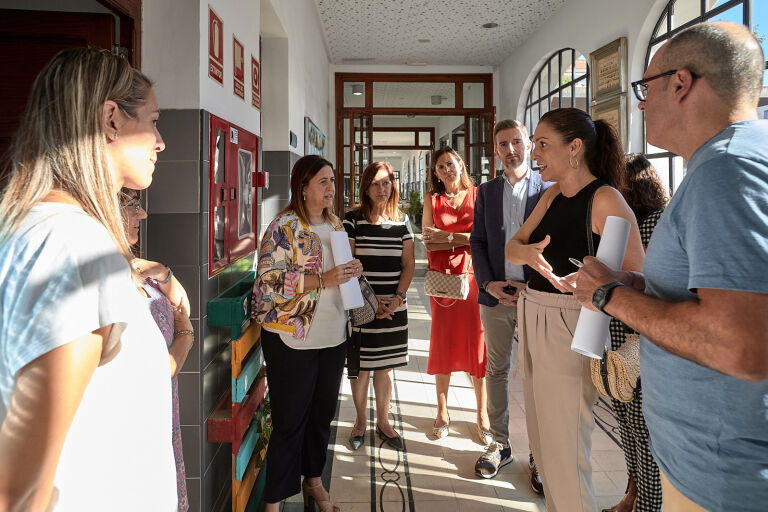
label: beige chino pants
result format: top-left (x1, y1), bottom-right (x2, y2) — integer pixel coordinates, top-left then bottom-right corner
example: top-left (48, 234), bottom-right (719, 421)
top-left (518, 287), bottom-right (598, 512)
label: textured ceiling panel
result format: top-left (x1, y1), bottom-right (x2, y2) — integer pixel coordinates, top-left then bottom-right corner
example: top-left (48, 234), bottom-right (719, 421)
top-left (315, 0), bottom-right (568, 65)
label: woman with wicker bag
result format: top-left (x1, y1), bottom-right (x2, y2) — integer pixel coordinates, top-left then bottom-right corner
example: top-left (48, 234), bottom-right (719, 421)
top-left (602, 154), bottom-right (668, 512)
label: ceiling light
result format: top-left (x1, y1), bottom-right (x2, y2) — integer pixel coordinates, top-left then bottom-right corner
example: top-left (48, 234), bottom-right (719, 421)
top-left (418, 38), bottom-right (430, 43)
top-left (406, 61), bottom-right (428, 66)
top-left (482, 22), bottom-right (499, 29)
top-left (431, 95), bottom-right (442, 105)
top-left (352, 84), bottom-right (363, 96)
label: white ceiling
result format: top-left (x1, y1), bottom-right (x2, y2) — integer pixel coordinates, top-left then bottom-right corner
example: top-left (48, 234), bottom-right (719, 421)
top-left (314, 0), bottom-right (568, 66)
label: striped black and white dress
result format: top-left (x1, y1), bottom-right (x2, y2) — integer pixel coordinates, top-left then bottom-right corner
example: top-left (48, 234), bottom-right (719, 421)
top-left (344, 209), bottom-right (413, 370)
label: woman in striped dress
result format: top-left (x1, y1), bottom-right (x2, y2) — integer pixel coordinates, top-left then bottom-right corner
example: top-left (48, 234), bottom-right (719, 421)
top-left (344, 162), bottom-right (415, 451)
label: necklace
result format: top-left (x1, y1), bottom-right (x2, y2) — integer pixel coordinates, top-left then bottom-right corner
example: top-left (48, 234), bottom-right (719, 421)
top-left (444, 190), bottom-right (462, 198)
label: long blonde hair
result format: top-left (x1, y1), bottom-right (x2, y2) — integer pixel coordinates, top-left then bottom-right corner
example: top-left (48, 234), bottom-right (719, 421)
top-left (0, 48), bottom-right (154, 262)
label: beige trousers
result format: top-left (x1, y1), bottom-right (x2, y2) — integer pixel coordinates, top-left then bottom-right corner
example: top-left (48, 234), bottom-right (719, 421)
top-left (660, 471), bottom-right (709, 512)
top-left (518, 287), bottom-right (598, 512)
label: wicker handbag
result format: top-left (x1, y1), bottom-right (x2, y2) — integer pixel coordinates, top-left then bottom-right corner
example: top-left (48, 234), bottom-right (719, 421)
top-left (590, 333), bottom-right (641, 402)
top-left (350, 276), bottom-right (379, 326)
top-left (424, 269), bottom-right (470, 301)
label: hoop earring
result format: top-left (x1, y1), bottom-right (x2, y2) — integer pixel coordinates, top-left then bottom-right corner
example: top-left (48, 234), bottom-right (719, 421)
top-left (569, 157), bottom-right (579, 169)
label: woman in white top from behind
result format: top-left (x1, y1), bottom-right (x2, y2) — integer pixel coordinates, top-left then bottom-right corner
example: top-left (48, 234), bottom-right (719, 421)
top-left (0, 48), bottom-right (177, 511)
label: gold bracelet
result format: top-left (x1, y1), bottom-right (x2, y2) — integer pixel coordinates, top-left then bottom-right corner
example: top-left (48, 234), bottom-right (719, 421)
top-left (173, 329), bottom-right (194, 339)
top-left (318, 272), bottom-right (324, 289)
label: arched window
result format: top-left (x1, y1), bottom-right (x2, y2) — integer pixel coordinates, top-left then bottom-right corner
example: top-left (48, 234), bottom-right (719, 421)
top-left (524, 49), bottom-right (590, 137)
top-left (643, 0), bottom-right (768, 194)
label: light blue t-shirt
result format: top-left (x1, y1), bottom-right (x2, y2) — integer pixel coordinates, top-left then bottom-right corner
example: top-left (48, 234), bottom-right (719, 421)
top-left (642, 120), bottom-right (768, 511)
top-left (0, 203), bottom-right (178, 510)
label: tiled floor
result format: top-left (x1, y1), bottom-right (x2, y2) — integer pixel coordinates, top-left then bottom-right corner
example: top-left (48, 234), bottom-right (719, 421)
top-left (283, 235), bottom-right (630, 512)
top-left (326, 271), bottom-right (629, 512)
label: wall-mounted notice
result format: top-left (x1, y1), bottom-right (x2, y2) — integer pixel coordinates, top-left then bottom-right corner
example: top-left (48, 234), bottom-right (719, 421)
top-left (233, 36), bottom-right (245, 99)
top-left (304, 117), bottom-right (326, 157)
top-left (589, 37), bottom-right (627, 102)
top-left (251, 55), bottom-right (261, 110)
top-left (208, 6), bottom-right (224, 85)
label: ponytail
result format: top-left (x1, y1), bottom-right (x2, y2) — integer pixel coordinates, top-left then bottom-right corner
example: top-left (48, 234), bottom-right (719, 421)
top-left (539, 108), bottom-right (624, 190)
top-left (589, 120), bottom-right (624, 190)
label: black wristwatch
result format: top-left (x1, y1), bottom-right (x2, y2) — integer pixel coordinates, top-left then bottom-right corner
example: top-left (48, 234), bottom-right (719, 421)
top-left (592, 281), bottom-right (624, 313)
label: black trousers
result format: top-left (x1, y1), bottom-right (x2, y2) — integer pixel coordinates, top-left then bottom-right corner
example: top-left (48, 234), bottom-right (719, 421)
top-left (261, 329), bottom-right (347, 503)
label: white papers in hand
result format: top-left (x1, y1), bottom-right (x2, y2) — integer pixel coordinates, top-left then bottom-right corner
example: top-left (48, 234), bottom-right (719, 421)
top-left (570, 216), bottom-right (631, 359)
top-left (329, 231), bottom-right (364, 309)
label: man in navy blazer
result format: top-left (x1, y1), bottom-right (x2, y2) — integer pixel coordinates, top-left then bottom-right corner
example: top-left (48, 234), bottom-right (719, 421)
top-left (471, 120), bottom-right (551, 485)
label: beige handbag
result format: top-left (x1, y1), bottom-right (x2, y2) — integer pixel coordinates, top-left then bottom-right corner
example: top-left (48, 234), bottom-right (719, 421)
top-left (590, 333), bottom-right (641, 402)
top-left (424, 269), bottom-right (469, 301)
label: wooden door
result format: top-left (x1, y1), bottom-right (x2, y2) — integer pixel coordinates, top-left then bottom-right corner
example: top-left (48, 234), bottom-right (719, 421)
top-left (464, 111), bottom-right (496, 183)
top-left (338, 112), bottom-right (372, 213)
top-left (0, 9), bottom-right (115, 160)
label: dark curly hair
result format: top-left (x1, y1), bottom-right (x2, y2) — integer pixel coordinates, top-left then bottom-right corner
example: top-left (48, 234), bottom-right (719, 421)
top-left (621, 153), bottom-right (668, 219)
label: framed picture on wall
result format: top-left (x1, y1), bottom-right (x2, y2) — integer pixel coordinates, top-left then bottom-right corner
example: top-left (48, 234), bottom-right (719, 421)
top-left (589, 37), bottom-right (627, 101)
top-left (304, 117), bottom-right (326, 157)
top-left (591, 94), bottom-right (628, 151)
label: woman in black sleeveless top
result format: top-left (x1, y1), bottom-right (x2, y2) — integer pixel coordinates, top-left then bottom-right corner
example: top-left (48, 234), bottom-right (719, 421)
top-left (504, 108), bottom-right (645, 512)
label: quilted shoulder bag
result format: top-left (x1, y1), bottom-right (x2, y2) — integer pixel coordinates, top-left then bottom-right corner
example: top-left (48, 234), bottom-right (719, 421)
top-left (350, 276), bottom-right (378, 326)
top-left (424, 269), bottom-right (469, 302)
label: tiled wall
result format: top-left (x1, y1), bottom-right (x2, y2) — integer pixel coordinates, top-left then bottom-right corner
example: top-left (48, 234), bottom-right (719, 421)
top-left (260, 150), bottom-right (300, 236)
top-left (146, 109), bottom-right (256, 512)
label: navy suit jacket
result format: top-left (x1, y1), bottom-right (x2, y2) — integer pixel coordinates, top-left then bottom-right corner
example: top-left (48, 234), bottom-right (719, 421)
top-left (470, 171), bottom-right (552, 307)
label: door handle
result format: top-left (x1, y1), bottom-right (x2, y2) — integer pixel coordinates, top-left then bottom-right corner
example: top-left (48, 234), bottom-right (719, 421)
top-left (230, 187), bottom-right (237, 201)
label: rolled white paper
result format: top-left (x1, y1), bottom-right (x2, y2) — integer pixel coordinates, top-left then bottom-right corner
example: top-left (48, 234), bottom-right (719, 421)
top-left (329, 231), bottom-right (364, 310)
top-left (570, 216), bottom-right (631, 359)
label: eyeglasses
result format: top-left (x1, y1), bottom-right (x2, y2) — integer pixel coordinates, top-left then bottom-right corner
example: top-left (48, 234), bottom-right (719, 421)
top-left (121, 201), bottom-right (141, 214)
top-left (630, 69), bottom-right (702, 101)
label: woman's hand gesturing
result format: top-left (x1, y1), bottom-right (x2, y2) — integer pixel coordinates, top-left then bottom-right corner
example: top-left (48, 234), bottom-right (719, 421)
top-left (526, 235), bottom-right (556, 280)
top-left (322, 258), bottom-right (363, 287)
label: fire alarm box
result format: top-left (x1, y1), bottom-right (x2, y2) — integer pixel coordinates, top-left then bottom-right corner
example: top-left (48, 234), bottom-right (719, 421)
top-left (209, 114), bottom-right (261, 275)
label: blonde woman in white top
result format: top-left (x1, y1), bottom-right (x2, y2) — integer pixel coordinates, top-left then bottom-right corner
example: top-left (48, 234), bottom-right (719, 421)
top-left (0, 48), bottom-right (177, 510)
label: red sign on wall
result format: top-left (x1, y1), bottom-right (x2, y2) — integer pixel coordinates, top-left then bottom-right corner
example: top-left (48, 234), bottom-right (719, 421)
top-left (251, 55), bottom-right (261, 110)
top-left (233, 36), bottom-right (245, 100)
top-left (208, 7), bottom-right (224, 85)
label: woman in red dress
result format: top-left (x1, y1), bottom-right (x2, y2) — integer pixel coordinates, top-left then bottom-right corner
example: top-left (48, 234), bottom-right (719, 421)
top-left (422, 146), bottom-right (489, 443)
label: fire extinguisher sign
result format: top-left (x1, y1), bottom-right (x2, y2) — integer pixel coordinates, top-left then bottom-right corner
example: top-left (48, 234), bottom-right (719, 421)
top-left (208, 6), bottom-right (224, 85)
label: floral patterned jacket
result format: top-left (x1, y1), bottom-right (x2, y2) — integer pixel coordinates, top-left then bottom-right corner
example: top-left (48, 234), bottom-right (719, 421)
top-left (252, 210), bottom-right (344, 340)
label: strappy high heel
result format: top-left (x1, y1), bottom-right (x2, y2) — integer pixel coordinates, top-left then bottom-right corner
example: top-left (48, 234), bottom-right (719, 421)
top-left (432, 414), bottom-right (450, 439)
top-left (302, 479), bottom-right (339, 512)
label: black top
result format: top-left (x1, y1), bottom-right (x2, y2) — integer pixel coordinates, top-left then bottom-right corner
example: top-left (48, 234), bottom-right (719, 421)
top-left (528, 179), bottom-right (606, 294)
